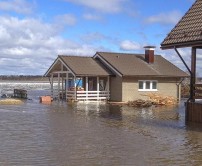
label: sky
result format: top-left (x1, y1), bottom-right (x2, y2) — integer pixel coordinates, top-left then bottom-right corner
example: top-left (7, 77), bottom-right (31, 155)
top-left (0, 0), bottom-right (200, 76)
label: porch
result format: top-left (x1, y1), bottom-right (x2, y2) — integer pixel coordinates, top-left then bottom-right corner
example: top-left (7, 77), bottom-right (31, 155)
top-left (50, 73), bottom-right (110, 101)
top-left (45, 55), bottom-right (112, 101)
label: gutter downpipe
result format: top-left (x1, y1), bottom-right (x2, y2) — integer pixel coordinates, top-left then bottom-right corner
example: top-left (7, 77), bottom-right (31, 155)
top-left (174, 47), bottom-right (192, 122)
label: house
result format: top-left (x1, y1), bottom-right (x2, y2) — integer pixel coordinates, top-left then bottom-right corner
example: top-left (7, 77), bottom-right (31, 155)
top-left (45, 46), bottom-right (188, 102)
top-left (161, 0), bottom-right (202, 122)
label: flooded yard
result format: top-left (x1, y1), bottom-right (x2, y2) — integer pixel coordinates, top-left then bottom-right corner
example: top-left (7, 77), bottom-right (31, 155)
top-left (0, 89), bottom-right (202, 165)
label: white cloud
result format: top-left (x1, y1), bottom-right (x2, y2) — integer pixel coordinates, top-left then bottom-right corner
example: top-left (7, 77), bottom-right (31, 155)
top-left (64, 0), bottom-right (127, 13)
top-left (54, 14), bottom-right (77, 26)
top-left (145, 11), bottom-right (182, 25)
top-left (0, 16), bottom-right (102, 75)
top-left (81, 32), bottom-right (107, 43)
top-left (0, 0), bottom-right (34, 14)
top-left (120, 40), bottom-right (142, 51)
top-left (83, 13), bottom-right (101, 21)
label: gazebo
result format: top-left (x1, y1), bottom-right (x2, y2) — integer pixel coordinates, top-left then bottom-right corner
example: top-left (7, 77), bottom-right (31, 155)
top-left (161, 0), bottom-right (202, 122)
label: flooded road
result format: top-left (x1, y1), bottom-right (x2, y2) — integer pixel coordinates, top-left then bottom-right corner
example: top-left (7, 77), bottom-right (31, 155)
top-left (0, 90), bottom-right (202, 165)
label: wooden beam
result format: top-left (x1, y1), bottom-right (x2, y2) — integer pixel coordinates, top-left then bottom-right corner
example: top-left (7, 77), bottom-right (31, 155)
top-left (97, 77), bottom-right (99, 100)
top-left (58, 73), bottom-right (60, 100)
top-left (174, 47), bottom-right (191, 74)
top-left (190, 47), bottom-right (196, 101)
top-left (66, 73), bottom-right (68, 101)
top-left (74, 76), bottom-right (77, 101)
top-left (51, 74), bottom-right (53, 98)
top-left (193, 96), bottom-right (202, 99)
top-left (194, 84), bottom-right (202, 88)
top-left (86, 77), bottom-right (88, 100)
top-left (107, 76), bottom-right (110, 100)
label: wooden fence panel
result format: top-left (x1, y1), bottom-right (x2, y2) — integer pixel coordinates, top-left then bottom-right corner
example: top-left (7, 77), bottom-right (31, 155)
top-left (186, 102), bottom-right (202, 123)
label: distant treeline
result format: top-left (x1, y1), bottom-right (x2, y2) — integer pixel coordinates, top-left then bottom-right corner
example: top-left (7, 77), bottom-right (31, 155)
top-left (0, 75), bottom-right (49, 81)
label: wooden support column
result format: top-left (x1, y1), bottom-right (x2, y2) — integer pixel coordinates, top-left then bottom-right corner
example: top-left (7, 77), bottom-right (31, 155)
top-left (66, 73), bottom-right (69, 101)
top-left (61, 75), bottom-right (64, 100)
top-left (58, 73), bottom-right (60, 100)
top-left (107, 76), bottom-right (110, 100)
top-left (191, 47), bottom-right (196, 101)
top-left (97, 77), bottom-right (99, 100)
top-left (74, 76), bottom-right (77, 101)
top-left (86, 77), bottom-right (88, 100)
top-left (61, 64), bottom-right (64, 100)
top-left (51, 74), bottom-right (53, 98)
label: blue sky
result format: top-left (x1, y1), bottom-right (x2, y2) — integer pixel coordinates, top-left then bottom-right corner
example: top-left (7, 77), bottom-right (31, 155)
top-left (0, 0), bottom-right (199, 75)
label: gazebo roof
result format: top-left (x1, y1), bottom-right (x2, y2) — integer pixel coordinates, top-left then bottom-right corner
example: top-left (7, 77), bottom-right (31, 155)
top-left (161, 0), bottom-right (202, 49)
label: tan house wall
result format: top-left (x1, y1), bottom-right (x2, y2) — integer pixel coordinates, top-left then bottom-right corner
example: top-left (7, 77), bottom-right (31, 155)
top-left (121, 77), bottom-right (182, 102)
top-left (110, 76), bottom-right (122, 101)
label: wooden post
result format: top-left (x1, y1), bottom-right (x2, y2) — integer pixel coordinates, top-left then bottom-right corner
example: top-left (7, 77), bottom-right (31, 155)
top-left (61, 75), bottom-right (64, 100)
top-left (74, 76), bottom-right (77, 101)
top-left (178, 84), bottom-right (181, 101)
top-left (107, 76), bottom-right (110, 100)
top-left (51, 74), bottom-right (53, 98)
top-left (58, 73), bottom-right (60, 100)
top-left (86, 77), bottom-right (88, 100)
top-left (191, 47), bottom-right (196, 102)
top-left (97, 77), bottom-right (99, 100)
top-left (61, 64), bottom-right (64, 100)
top-left (66, 73), bottom-right (69, 101)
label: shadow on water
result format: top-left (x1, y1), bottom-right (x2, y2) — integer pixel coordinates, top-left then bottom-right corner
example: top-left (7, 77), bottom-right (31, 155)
top-left (68, 101), bottom-right (187, 130)
top-left (98, 105), bottom-right (123, 120)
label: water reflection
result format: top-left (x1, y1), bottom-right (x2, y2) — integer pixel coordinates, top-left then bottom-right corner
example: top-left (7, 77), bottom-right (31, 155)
top-left (1, 94), bottom-right (202, 165)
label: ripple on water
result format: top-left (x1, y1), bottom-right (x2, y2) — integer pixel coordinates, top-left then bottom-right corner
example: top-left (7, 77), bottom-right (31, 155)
top-left (0, 93), bottom-right (202, 165)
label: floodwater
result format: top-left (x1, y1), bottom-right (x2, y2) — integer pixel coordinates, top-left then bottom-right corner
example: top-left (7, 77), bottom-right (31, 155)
top-left (1, 87), bottom-right (202, 165)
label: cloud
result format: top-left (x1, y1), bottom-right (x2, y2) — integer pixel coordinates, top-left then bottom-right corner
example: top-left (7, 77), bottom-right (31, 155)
top-left (0, 16), bottom-right (102, 75)
top-left (157, 47), bottom-right (202, 77)
top-left (64, 0), bottom-right (127, 13)
top-left (54, 14), bottom-right (77, 26)
top-left (120, 40), bottom-right (142, 51)
top-left (83, 13), bottom-right (101, 21)
top-left (145, 11), bottom-right (182, 25)
top-left (80, 32), bottom-right (107, 43)
top-left (0, 0), bottom-right (34, 14)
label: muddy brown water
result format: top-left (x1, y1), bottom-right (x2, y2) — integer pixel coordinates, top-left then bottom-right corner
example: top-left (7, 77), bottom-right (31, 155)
top-left (0, 90), bottom-right (202, 166)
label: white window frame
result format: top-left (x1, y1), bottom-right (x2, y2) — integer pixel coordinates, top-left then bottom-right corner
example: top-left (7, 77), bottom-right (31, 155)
top-left (138, 80), bottom-right (158, 91)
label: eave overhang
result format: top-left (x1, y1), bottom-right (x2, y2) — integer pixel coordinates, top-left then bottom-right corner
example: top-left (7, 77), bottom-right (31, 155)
top-left (161, 41), bottom-right (202, 50)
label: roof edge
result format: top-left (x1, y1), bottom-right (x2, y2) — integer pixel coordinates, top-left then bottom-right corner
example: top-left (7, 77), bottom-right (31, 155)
top-left (94, 52), bottom-right (123, 77)
top-left (44, 56), bottom-right (60, 77)
top-left (161, 41), bottom-right (202, 50)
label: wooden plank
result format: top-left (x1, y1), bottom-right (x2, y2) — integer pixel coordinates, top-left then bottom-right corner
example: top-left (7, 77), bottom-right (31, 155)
top-left (77, 97), bottom-right (107, 100)
top-left (194, 89), bottom-right (202, 93)
top-left (194, 84), bottom-right (202, 88)
top-left (186, 102), bottom-right (202, 123)
top-left (193, 96), bottom-right (202, 99)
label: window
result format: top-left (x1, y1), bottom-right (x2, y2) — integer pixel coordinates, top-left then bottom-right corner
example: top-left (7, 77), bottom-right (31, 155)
top-left (139, 81), bottom-right (143, 89)
top-left (146, 81), bottom-right (150, 89)
top-left (138, 80), bottom-right (157, 91)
